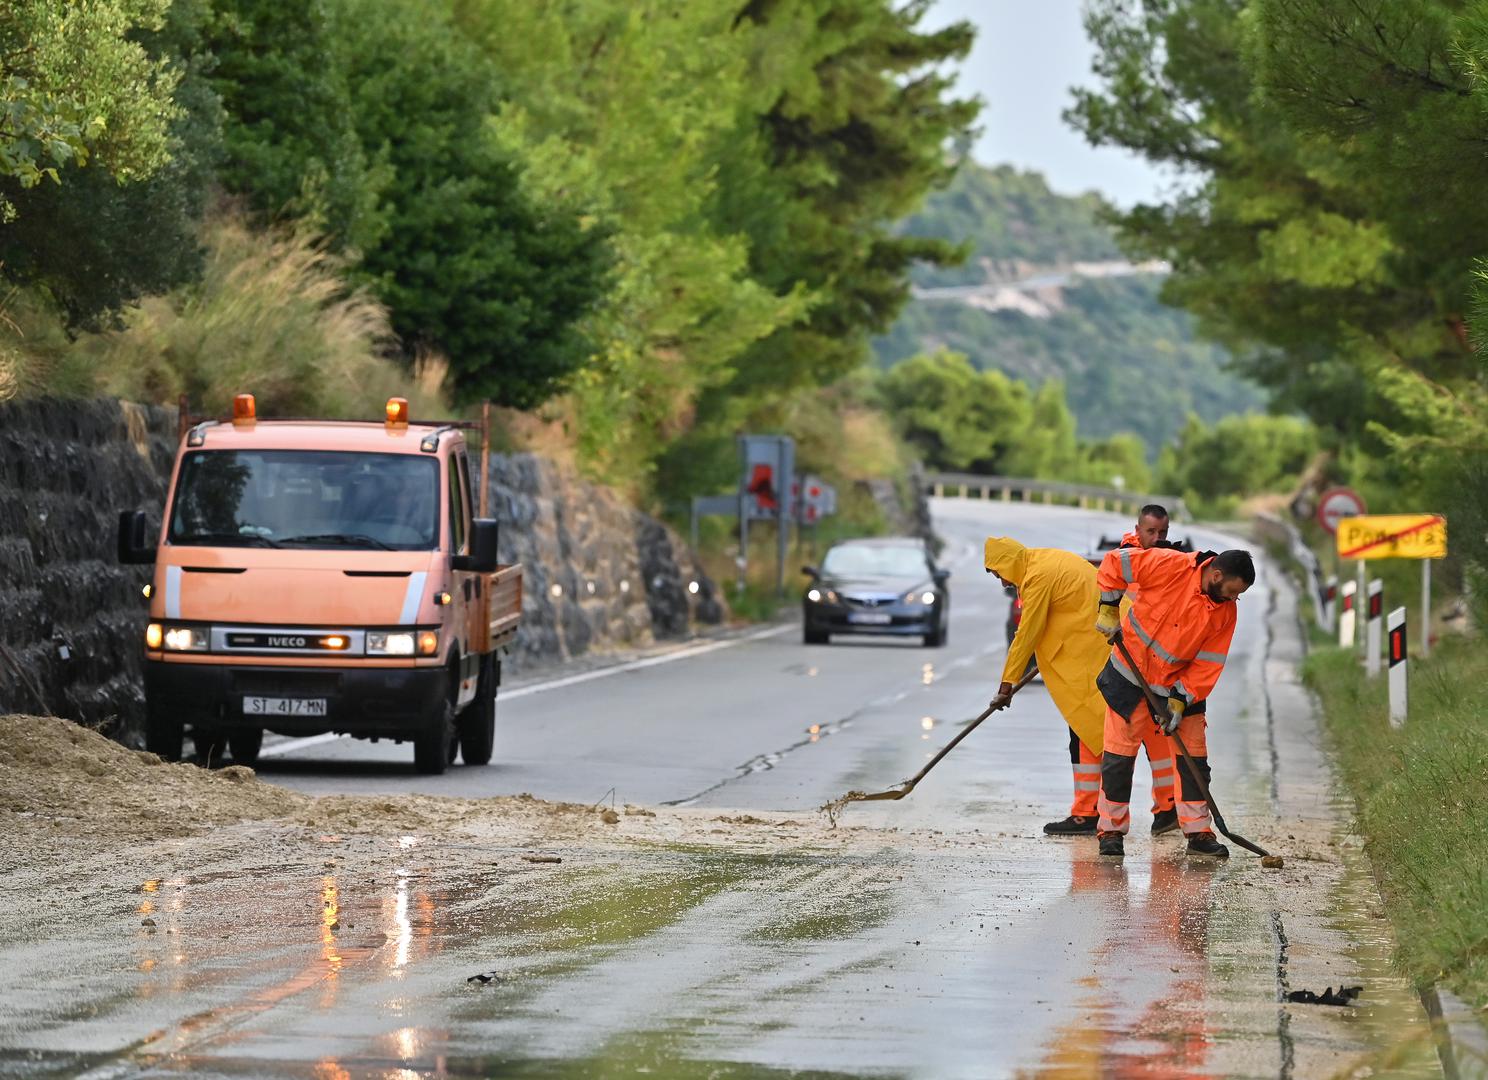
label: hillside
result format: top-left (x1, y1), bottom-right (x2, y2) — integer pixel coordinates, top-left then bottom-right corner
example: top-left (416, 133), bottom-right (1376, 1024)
top-left (873, 163), bottom-right (1265, 453)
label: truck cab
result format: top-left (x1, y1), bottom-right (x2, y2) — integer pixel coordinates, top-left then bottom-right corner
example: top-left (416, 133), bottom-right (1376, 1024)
top-left (117, 394), bottom-right (522, 774)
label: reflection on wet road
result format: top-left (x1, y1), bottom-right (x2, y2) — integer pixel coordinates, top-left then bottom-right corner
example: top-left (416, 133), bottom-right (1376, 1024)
top-left (0, 501), bottom-right (1443, 1078)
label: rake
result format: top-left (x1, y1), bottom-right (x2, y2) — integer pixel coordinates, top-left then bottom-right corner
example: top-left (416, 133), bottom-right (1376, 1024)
top-left (1111, 634), bottom-right (1281, 865)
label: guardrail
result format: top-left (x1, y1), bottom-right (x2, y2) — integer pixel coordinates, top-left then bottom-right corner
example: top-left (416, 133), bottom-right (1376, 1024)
top-left (923, 472), bottom-right (1191, 522)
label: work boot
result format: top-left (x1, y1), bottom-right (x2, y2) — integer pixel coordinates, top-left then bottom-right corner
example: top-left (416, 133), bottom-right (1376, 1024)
top-left (1150, 808), bottom-right (1179, 836)
top-left (1044, 815), bottom-right (1098, 836)
top-left (1186, 831), bottom-right (1229, 859)
top-left (1098, 831), bottom-right (1124, 857)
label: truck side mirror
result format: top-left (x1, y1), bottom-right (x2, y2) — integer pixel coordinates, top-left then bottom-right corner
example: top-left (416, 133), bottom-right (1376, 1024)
top-left (453, 518), bottom-right (498, 573)
top-left (117, 510), bottom-right (155, 565)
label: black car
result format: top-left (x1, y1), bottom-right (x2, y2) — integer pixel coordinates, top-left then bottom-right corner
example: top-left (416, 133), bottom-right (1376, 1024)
top-left (802, 537), bottom-right (949, 647)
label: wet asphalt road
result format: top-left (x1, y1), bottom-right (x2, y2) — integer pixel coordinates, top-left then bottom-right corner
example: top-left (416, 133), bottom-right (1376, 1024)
top-left (2, 500), bottom-right (1444, 1078)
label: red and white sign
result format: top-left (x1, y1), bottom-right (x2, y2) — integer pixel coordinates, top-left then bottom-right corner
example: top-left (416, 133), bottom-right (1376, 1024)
top-left (1317, 487), bottom-right (1367, 535)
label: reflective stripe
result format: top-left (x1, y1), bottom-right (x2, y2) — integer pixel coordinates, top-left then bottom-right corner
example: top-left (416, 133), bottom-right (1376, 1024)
top-left (1099, 589), bottom-right (1125, 604)
top-left (1177, 800), bottom-right (1212, 834)
top-left (1147, 757), bottom-right (1173, 771)
top-left (164, 565), bottom-right (182, 619)
top-left (1152, 775), bottom-right (1175, 788)
top-left (1074, 781), bottom-right (1100, 792)
top-left (1111, 653), bottom-right (1173, 697)
top-left (1196, 650), bottom-right (1227, 664)
top-left (1173, 680), bottom-right (1191, 704)
top-left (1127, 611), bottom-right (1186, 666)
top-left (1118, 548), bottom-right (1134, 584)
top-left (398, 571), bottom-right (428, 625)
top-left (1073, 764), bottom-right (1101, 775)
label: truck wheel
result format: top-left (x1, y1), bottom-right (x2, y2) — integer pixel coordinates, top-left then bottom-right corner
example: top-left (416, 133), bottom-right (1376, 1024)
top-left (230, 729), bottom-right (263, 766)
top-left (458, 654), bottom-right (497, 766)
top-left (414, 698), bottom-right (455, 775)
top-left (145, 706), bottom-right (183, 762)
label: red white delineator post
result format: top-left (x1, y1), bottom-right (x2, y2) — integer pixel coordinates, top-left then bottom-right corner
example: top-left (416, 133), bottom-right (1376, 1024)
top-left (1322, 575), bottom-right (1338, 635)
top-left (1339, 580), bottom-right (1357, 647)
top-left (1365, 579), bottom-right (1384, 677)
top-left (1388, 606), bottom-right (1408, 727)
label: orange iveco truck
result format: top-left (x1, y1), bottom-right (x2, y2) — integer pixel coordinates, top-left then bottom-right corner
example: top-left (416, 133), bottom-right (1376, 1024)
top-left (116, 394), bottom-right (522, 774)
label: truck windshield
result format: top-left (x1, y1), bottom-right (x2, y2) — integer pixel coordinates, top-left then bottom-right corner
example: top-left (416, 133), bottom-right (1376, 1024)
top-left (169, 450), bottom-right (439, 551)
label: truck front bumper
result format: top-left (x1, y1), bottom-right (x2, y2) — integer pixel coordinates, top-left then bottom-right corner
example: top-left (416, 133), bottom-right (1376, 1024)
top-left (145, 660), bottom-right (448, 737)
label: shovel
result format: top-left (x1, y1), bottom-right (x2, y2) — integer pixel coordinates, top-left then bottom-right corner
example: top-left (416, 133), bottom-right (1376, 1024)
top-left (824, 663), bottom-right (1040, 816)
top-left (1111, 634), bottom-right (1279, 864)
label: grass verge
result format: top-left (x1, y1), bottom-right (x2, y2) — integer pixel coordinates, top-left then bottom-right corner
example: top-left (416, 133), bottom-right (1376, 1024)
top-left (1303, 637), bottom-right (1488, 1005)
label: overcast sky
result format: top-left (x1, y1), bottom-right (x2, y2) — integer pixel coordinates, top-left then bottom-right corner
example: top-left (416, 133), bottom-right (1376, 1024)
top-left (925, 0), bottom-right (1166, 207)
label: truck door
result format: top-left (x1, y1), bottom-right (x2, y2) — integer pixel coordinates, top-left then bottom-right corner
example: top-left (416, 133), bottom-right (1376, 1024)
top-left (447, 450), bottom-right (477, 703)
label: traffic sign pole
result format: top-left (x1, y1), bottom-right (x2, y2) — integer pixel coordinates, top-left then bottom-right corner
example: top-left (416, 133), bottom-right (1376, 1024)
top-left (1422, 558), bottom-right (1432, 658)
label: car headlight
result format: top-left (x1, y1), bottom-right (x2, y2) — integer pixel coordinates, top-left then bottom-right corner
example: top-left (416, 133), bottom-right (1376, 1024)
top-left (904, 589), bottom-right (938, 605)
top-left (806, 588), bottom-right (838, 604)
top-left (807, 588), bottom-right (822, 603)
top-left (155, 624), bottom-right (209, 651)
top-left (921, 590), bottom-right (937, 605)
top-left (367, 631), bottom-right (416, 656)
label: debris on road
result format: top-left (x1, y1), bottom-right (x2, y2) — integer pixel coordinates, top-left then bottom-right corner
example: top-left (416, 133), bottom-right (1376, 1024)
top-left (523, 854), bottom-right (563, 864)
top-left (1261, 855), bottom-right (1285, 868)
top-left (1288, 986), bottom-right (1363, 1007)
top-left (599, 808), bottom-right (621, 825)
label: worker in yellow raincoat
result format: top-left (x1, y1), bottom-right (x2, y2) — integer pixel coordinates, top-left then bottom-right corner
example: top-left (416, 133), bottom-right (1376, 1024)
top-left (984, 537), bottom-right (1109, 836)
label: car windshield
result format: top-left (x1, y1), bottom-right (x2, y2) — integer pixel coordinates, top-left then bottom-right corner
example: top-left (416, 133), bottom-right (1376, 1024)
top-left (821, 544), bottom-right (928, 578)
top-left (169, 450), bottom-right (439, 551)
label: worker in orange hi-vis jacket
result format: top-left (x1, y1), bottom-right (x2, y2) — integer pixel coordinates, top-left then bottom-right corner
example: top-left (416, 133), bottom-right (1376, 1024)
top-left (1092, 545), bottom-right (1255, 859)
top-left (984, 537), bottom-right (1108, 836)
top-left (1115, 504), bottom-right (1180, 836)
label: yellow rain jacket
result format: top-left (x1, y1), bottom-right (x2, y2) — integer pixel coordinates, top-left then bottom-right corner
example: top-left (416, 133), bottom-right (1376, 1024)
top-left (984, 537), bottom-right (1107, 753)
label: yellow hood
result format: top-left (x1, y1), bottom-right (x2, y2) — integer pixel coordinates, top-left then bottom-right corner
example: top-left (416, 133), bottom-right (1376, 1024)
top-left (984, 536), bottom-right (1029, 585)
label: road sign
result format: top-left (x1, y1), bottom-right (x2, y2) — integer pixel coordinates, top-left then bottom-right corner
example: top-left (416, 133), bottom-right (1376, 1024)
top-left (1316, 487), bottom-right (1366, 534)
top-left (1336, 514), bottom-right (1447, 560)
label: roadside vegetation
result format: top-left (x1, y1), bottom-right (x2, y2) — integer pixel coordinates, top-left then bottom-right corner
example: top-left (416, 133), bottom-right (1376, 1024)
top-left (1070, 0), bottom-right (1488, 1009)
top-left (1304, 641), bottom-right (1488, 1007)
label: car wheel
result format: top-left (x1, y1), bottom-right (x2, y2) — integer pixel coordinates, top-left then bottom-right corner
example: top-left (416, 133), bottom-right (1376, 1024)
top-left (229, 729), bottom-right (263, 766)
top-left (458, 654), bottom-right (497, 766)
top-left (414, 697), bottom-right (455, 775)
top-left (145, 705), bottom-right (183, 763)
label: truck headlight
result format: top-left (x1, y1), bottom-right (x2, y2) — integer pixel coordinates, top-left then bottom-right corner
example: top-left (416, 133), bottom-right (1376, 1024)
top-left (161, 625), bottom-right (209, 651)
top-left (367, 631), bottom-right (416, 656)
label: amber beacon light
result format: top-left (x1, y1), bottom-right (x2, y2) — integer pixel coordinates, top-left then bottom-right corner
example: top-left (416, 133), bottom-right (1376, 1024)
top-left (385, 397), bottom-right (410, 427)
top-left (232, 393), bottom-right (256, 425)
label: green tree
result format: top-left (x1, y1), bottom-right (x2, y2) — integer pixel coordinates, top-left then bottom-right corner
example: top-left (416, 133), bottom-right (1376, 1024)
top-left (205, 0), bottom-right (384, 252)
top-left (878, 350), bottom-right (1031, 472)
top-left (335, 0), bottom-right (612, 409)
top-left (0, 0), bottom-right (180, 220)
top-left (714, 0), bottom-right (981, 397)
top-left (0, 0), bottom-right (220, 327)
top-left (1158, 413), bottom-right (1318, 500)
top-left (454, 0), bottom-right (806, 483)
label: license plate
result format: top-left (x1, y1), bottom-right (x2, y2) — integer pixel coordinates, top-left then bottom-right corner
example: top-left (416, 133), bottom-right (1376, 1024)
top-left (847, 613), bottom-right (892, 625)
top-left (244, 696), bottom-right (327, 717)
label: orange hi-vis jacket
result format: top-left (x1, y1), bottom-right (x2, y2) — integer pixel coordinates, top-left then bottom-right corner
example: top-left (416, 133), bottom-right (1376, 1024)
top-left (1096, 546), bottom-right (1237, 709)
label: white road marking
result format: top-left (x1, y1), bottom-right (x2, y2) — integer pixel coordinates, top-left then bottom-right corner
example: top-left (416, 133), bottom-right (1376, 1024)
top-left (257, 622), bottom-right (796, 760)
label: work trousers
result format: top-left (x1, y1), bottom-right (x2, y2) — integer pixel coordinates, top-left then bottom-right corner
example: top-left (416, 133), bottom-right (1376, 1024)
top-left (1096, 701), bottom-right (1212, 836)
top-left (1066, 727), bottom-right (1101, 817)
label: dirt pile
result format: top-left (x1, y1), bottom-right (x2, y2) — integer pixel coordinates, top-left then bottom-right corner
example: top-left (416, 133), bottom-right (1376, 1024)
top-left (1, 714), bottom-right (896, 862)
top-left (0, 713), bottom-right (307, 839)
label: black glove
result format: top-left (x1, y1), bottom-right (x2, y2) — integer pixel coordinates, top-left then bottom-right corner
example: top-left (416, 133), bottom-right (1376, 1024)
top-left (989, 680), bottom-right (1015, 711)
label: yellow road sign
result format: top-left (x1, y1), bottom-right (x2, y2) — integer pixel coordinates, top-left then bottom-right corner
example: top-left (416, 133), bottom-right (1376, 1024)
top-left (1337, 514), bottom-right (1447, 560)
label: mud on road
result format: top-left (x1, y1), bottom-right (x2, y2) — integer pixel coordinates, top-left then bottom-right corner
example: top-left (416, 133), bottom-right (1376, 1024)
top-left (0, 705), bottom-right (1443, 1079)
